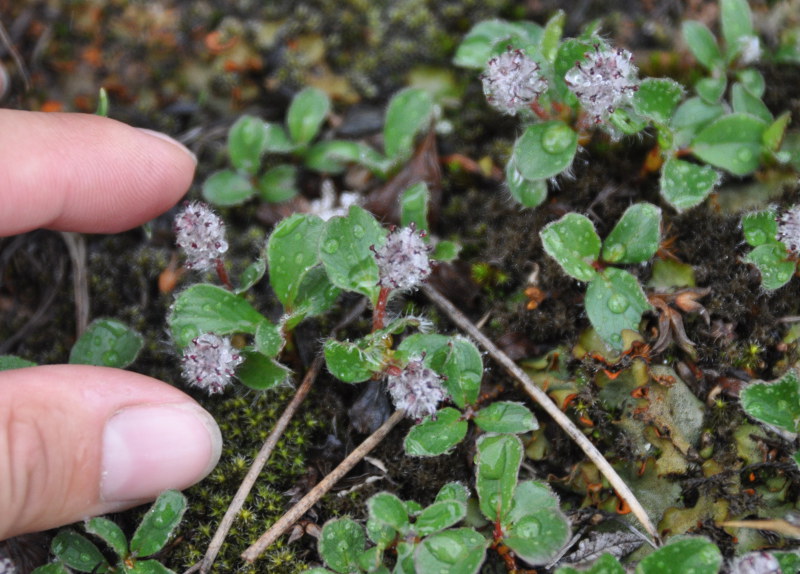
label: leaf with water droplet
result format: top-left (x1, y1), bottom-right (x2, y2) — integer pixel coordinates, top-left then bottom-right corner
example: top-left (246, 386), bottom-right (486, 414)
top-left (0, 355), bottom-right (37, 371)
top-left (741, 369), bottom-right (800, 434)
top-left (506, 157), bottom-right (548, 208)
top-left (318, 518), bottom-right (366, 573)
top-left (368, 492), bottom-right (411, 534)
top-left (168, 284), bottom-right (269, 348)
top-left (660, 158), bottom-right (720, 212)
top-left (404, 407), bottom-right (469, 456)
top-left (474, 401), bottom-right (538, 434)
top-left (540, 213), bottom-right (601, 282)
top-left (744, 243), bottom-right (795, 290)
top-left (633, 78), bottom-right (684, 125)
top-left (427, 336), bottom-right (483, 409)
top-left (602, 203), bottom-right (662, 264)
top-left (453, 19), bottom-right (543, 69)
top-left (267, 213), bottom-right (326, 309)
top-left (414, 528), bottom-right (486, 572)
top-left (237, 350), bottom-right (291, 391)
top-left (504, 506), bottom-right (571, 566)
top-left (50, 530), bottom-right (109, 572)
top-left (741, 208), bottom-right (779, 247)
top-left (634, 536), bottom-right (721, 574)
top-left (414, 500), bottom-right (467, 537)
top-left (554, 553), bottom-right (625, 574)
top-left (324, 338), bottom-right (384, 383)
top-left (475, 434), bottom-right (523, 522)
top-left (130, 490), bottom-right (186, 557)
top-left (69, 318), bottom-right (143, 368)
top-left (691, 113), bottom-right (768, 176)
top-left (320, 205), bottom-right (386, 304)
top-left (585, 268), bottom-right (650, 350)
top-left (85, 517), bottom-right (128, 560)
top-left (513, 121), bottom-right (578, 180)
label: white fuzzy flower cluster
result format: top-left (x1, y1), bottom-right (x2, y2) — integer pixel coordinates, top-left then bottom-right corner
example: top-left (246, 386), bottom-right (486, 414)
top-left (737, 36), bottom-right (761, 65)
top-left (174, 201), bottom-right (228, 271)
top-left (374, 225), bottom-right (432, 290)
top-left (565, 45), bottom-right (639, 124)
top-left (777, 205), bottom-right (800, 254)
top-left (481, 47), bottom-right (548, 115)
top-left (181, 333), bottom-right (243, 395)
top-left (387, 359), bottom-right (447, 420)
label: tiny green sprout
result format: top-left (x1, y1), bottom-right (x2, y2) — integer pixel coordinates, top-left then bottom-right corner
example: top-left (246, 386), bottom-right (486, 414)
top-left (33, 491), bottom-right (187, 574)
top-left (540, 203), bottom-right (661, 349)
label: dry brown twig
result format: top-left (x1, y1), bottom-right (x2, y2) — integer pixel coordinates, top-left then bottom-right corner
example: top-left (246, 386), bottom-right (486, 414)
top-left (421, 284), bottom-right (661, 545)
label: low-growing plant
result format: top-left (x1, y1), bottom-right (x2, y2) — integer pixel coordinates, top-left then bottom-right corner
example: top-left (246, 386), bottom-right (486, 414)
top-left (741, 205), bottom-right (800, 290)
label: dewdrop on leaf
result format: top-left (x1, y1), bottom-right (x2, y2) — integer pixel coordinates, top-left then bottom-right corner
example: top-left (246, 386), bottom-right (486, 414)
top-left (181, 333), bottom-right (243, 395)
top-left (174, 201), bottom-right (228, 271)
top-left (374, 225), bottom-right (432, 290)
top-left (565, 44), bottom-right (639, 124)
top-left (481, 47), bottom-right (547, 116)
top-left (386, 359), bottom-right (447, 420)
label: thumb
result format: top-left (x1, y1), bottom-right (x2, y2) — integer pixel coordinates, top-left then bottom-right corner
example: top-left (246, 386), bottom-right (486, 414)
top-left (0, 365), bottom-right (222, 540)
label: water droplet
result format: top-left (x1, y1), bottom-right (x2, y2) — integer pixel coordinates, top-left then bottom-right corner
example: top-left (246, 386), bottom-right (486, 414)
top-left (322, 239), bottom-right (339, 254)
top-left (353, 224), bottom-right (365, 238)
top-left (541, 123), bottom-right (575, 155)
top-left (745, 229), bottom-right (766, 245)
top-left (737, 148), bottom-right (753, 163)
top-left (604, 243), bottom-right (626, 262)
top-left (607, 294), bottom-right (629, 313)
top-left (102, 351), bottom-right (119, 365)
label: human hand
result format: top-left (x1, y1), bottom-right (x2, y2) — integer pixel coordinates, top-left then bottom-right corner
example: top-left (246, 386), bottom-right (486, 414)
top-left (0, 110), bottom-right (222, 540)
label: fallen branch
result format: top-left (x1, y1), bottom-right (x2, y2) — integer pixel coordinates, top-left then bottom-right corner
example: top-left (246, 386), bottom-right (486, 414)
top-left (242, 409), bottom-right (406, 563)
top-left (422, 284), bottom-right (660, 544)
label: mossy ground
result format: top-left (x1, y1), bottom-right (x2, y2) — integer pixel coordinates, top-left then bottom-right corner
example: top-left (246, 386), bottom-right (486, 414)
top-left (2, 1), bottom-right (800, 572)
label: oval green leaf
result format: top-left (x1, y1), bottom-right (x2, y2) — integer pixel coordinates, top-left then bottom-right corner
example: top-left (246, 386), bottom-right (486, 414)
top-left (201, 169), bottom-right (254, 206)
top-left (237, 351), bottom-right (291, 391)
top-left (287, 87), bottom-right (330, 146)
top-left (473, 402), bottom-right (538, 434)
top-left (267, 213), bottom-right (326, 309)
top-left (682, 21), bottom-right (723, 71)
top-left (585, 268), bottom-right (650, 350)
top-left (744, 243), bottom-right (796, 290)
top-left (506, 158), bottom-right (548, 208)
top-left (504, 506), bottom-right (571, 566)
top-left (404, 407), bottom-right (468, 456)
top-left (384, 88), bottom-right (433, 161)
top-left (660, 158), bottom-right (720, 212)
top-left (415, 500), bottom-right (467, 537)
top-left (512, 121), bottom-right (578, 181)
top-left (602, 203), bottom-right (662, 264)
top-left (741, 208), bottom-right (778, 247)
top-left (257, 164), bottom-right (298, 203)
top-left (85, 517), bottom-right (129, 559)
top-left (69, 318), bottom-right (143, 368)
top-left (635, 537), bottom-right (722, 574)
top-left (414, 528), bottom-right (486, 574)
top-left (691, 113), bottom-right (768, 176)
top-left (228, 115), bottom-right (268, 175)
top-left (368, 492), bottom-right (410, 533)
top-left (130, 490), bottom-right (186, 557)
top-left (318, 518), bottom-right (366, 574)
top-left (540, 213), bottom-right (601, 282)
top-left (633, 78), bottom-right (684, 125)
top-left (51, 530), bottom-right (109, 573)
top-left (740, 370), bottom-right (800, 434)
top-left (475, 434), bottom-right (523, 522)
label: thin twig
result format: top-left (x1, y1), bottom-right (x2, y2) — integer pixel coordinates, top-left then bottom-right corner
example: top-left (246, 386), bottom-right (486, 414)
top-left (242, 409), bottom-right (406, 563)
top-left (422, 284), bottom-right (660, 544)
top-left (0, 18), bottom-right (31, 92)
top-left (184, 300), bottom-right (368, 574)
top-left (60, 232), bottom-right (89, 337)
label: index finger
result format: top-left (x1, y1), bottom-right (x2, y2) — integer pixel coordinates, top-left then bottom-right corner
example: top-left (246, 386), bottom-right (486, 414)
top-left (0, 110), bottom-right (196, 236)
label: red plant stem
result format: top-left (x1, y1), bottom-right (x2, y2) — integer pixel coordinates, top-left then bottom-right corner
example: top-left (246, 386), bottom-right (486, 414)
top-left (372, 286), bottom-right (391, 331)
top-left (215, 258), bottom-right (234, 290)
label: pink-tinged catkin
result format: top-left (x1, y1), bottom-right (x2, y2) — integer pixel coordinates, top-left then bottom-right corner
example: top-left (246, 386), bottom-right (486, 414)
top-left (386, 359), bottom-right (447, 420)
top-left (374, 225), bottom-right (432, 290)
top-left (565, 44), bottom-right (639, 124)
top-left (174, 201), bottom-right (228, 271)
top-left (777, 205), bottom-right (800, 254)
top-left (181, 333), bottom-right (243, 395)
top-left (481, 47), bottom-right (547, 116)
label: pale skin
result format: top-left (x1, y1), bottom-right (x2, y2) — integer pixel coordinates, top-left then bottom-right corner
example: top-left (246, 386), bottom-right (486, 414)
top-left (0, 110), bottom-right (222, 540)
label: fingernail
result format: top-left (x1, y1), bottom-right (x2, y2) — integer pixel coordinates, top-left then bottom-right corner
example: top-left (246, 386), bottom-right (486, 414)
top-left (136, 128), bottom-right (197, 165)
top-left (101, 403), bottom-right (221, 502)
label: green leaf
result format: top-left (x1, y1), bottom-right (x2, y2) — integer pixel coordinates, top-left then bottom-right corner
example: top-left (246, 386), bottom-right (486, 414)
top-left (51, 530), bottom-right (109, 573)
top-left (427, 336), bottom-right (483, 409)
top-left (602, 203), bottom-right (662, 264)
top-left (267, 213), bottom-right (326, 309)
top-left (287, 265), bottom-right (341, 325)
top-left (414, 528), bottom-right (486, 574)
top-left (691, 113), bottom-right (768, 176)
top-left (431, 240), bottom-right (461, 262)
top-left (506, 481), bottom-right (560, 525)
top-left (397, 333), bottom-right (450, 358)
top-left (473, 402), bottom-right (538, 434)
top-left (358, 547), bottom-right (389, 574)
top-left (257, 164), bottom-right (298, 203)
top-left (540, 213), bottom-right (601, 282)
top-left (129, 560), bottom-right (176, 574)
top-left (660, 158), bottom-right (720, 212)
top-left (368, 492), bottom-right (410, 533)
top-left (85, 517), bottom-right (129, 559)
top-left (744, 243), bottom-right (796, 290)
top-left (742, 209), bottom-right (778, 247)
top-left (400, 182), bottom-right (430, 232)
top-left (512, 121), bottom-right (578, 180)
top-left (237, 351), bottom-right (290, 391)
top-left (130, 490), bottom-right (186, 557)
top-left (475, 434), bottom-right (523, 522)
top-left (254, 320), bottom-right (283, 357)
top-left (168, 284), bottom-right (268, 348)
top-left (318, 518), bottom-right (366, 574)
top-left (304, 140), bottom-right (362, 174)
top-left (384, 88), bottom-right (433, 161)
top-left (721, 0), bottom-right (754, 54)
top-left (585, 268), bottom-right (650, 350)
top-left (201, 169), bottom-right (255, 206)
top-left (262, 122), bottom-right (294, 153)
top-left (694, 77), bottom-right (727, 104)
top-left (633, 78), bottom-right (684, 125)
top-left (31, 565), bottom-right (73, 574)
top-left (670, 97), bottom-right (725, 149)
top-left (404, 407), bottom-right (468, 456)
top-left (453, 19), bottom-right (542, 69)
top-left (774, 551), bottom-right (800, 574)
top-left (731, 83), bottom-right (772, 123)
top-left (506, 158), bottom-right (548, 208)
top-left (504, 506), bottom-right (571, 566)
top-left (69, 318), bottom-right (143, 368)
top-left (435, 482), bottom-right (471, 505)
top-left (740, 370), bottom-right (800, 434)
top-left (763, 111), bottom-right (791, 153)
top-left (324, 338), bottom-right (383, 383)
top-left (0, 355), bottom-right (37, 370)
top-left (228, 115), bottom-right (268, 175)
top-left (682, 21), bottom-right (723, 71)
top-left (415, 500), bottom-right (466, 537)
top-left (236, 254), bottom-right (267, 295)
top-left (737, 69), bottom-right (765, 98)
top-left (635, 537), bottom-right (722, 574)
top-left (541, 11), bottom-right (565, 62)
top-left (555, 553), bottom-right (625, 574)
top-left (287, 87), bottom-right (330, 145)
top-left (320, 205), bottom-right (387, 304)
